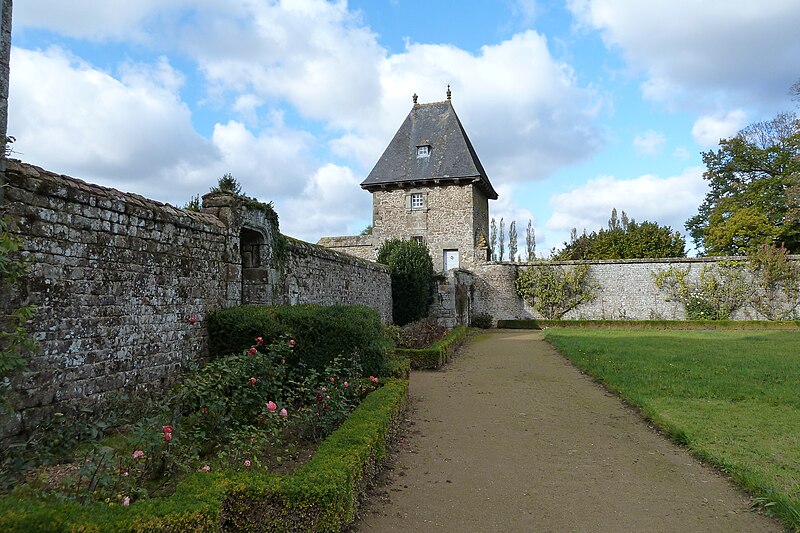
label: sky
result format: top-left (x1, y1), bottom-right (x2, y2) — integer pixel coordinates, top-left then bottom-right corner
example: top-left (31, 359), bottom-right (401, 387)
top-left (8, 0), bottom-right (800, 257)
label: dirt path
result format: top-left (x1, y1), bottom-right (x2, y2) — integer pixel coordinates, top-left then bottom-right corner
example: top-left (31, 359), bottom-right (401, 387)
top-left (355, 330), bottom-right (782, 532)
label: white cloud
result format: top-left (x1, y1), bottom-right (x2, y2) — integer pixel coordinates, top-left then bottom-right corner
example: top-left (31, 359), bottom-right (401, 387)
top-left (546, 167), bottom-right (707, 241)
top-left (691, 110), bottom-right (747, 148)
top-left (632, 129), bottom-right (665, 155)
top-left (8, 46), bottom-right (215, 194)
top-left (568, 0), bottom-right (800, 108)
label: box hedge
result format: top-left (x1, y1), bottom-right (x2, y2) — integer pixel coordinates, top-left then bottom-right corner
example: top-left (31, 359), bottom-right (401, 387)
top-left (395, 326), bottom-right (469, 370)
top-left (207, 304), bottom-right (391, 377)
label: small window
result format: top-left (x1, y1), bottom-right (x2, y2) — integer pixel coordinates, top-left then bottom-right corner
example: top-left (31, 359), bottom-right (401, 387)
top-left (416, 145), bottom-right (430, 158)
top-left (410, 193), bottom-right (424, 209)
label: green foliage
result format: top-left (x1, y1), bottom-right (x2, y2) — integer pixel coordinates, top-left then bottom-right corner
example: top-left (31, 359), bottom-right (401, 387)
top-left (396, 318), bottom-right (447, 349)
top-left (686, 111), bottom-right (800, 254)
top-left (211, 172), bottom-right (242, 195)
top-left (490, 218), bottom-right (497, 261)
top-left (747, 244), bottom-right (800, 319)
top-left (0, 216), bottom-right (35, 404)
top-left (525, 219), bottom-right (535, 260)
top-left (553, 208), bottom-right (686, 260)
top-left (470, 313), bottom-right (493, 329)
top-left (183, 194), bottom-right (201, 212)
top-left (359, 225), bottom-right (373, 236)
top-left (653, 262), bottom-right (749, 320)
top-left (508, 220), bottom-right (518, 262)
top-left (377, 239), bottom-right (435, 326)
top-left (207, 304), bottom-right (391, 377)
top-left (515, 263), bottom-right (598, 320)
top-left (544, 328), bottom-right (800, 531)
top-left (395, 327), bottom-right (469, 370)
top-left (498, 218), bottom-right (505, 261)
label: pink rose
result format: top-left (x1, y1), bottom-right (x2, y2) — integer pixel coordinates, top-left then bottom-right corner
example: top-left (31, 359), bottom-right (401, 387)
top-left (248, 347), bottom-right (258, 355)
top-left (188, 315), bottom-right (198, 325)
top-left (343, 381), bottom-right (349, 387)
top-left (255, 336), bottom-right (264, 345)
top-left (202, 407), bottom-right (208, 414)
top-left (201, 465), bottom-right (211, 473)
top-left (369, 376), bottom-right (379, 383)
top-left (123, 496), bottom-right (131, 506)
top-left (329, 377), bottom-right (335, 383)
top-left (132, 450), bottom-right (144, 460)
top-left (162, 425), bottom-right (173, 433)
top-left (321, 386), bottom-right (327, 392)
top-left (267, 401), bottom-right (277, 412)
top-left (288, 339), bottom-right (297, 348)
top-left (249, 377), bottom-right (257, 386)
top-left (163, 432), bottom-right (173, 442)
top-left (244, 459), bottom-right (252, 468)
top-left (280, 407), bottom-right (288, 418)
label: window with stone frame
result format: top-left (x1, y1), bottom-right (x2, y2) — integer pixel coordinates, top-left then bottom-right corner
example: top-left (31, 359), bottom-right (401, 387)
top-left (410, 193), bottom-right (424, 209)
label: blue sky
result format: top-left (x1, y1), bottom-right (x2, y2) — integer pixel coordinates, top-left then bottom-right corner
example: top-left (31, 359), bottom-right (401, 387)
top-left (8, 0), bottom-right (800, 256)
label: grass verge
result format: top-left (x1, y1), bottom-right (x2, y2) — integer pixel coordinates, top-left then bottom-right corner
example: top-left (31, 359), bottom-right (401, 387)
top-left (0, 379), bottom-right (408, 532)
top-left (498, 319), bottom-right (800, 330)
top-left (543, 328), bottom-right (800, 531)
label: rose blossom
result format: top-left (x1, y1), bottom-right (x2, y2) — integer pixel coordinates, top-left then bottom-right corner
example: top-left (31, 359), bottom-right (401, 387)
top-left (280, 408), bottom-right (288, 418)
top-left (329, 377), bottom-right (335, 383)
top-left (123, 496), bottom-right (131, 506)
top-left (369, 376), bottom-right (379, 383)
top-left (248, 347), bottom-right (258, 355)
top-left (244, 459), bottom-right (252, 468)
top-left (201, 465), bottom-right (211, 472)
top-left (188, 315), bottom-right (198, 325)
top-left (132, 450), bottom-right (144, 460)
top-left (266, 401), bottom-right (277, 412)
top-left (249, 377), bottom-right (257, 386)
top-left (288, 339), bottom-right (297, 348)
top-left (343, 381), bottom-right (349, 387)
top-left (255, 336), bottom-right (264, 345)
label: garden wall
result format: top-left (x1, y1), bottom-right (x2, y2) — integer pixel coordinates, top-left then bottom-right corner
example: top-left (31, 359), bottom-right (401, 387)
top-left (0, 160), bottom-right (391, 442)
top-left (467, 258), bottom-right (800, 323)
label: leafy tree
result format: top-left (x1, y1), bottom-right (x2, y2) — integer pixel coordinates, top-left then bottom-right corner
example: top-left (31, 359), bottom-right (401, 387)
top-left (377, 239), bottom-right (435, 326)
top-left (489, 218), bottom-right (497, 261)
top-left (553, 209), bottom-right (685, 260)
top-left (360, 225), bottom-right (373, 236)
top-left (526, 219), bottom-right (535, 260)
top-left (686, 111), bottom-right (800, 255)
top-left (508, 221), bottom-right (518, 262)
top-left (515, 263), bottom-right (597, 319)
top-left (499, 218), bottom-right (505, 261)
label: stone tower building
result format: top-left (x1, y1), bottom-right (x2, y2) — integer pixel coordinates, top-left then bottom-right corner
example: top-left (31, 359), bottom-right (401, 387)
top-left (320, 89), bottom-right (497, 271)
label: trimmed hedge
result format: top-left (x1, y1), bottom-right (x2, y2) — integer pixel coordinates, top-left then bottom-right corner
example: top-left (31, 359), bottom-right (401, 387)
top-left (207, 304), bottom-right (391, 377)
top-left (497, 319), bottom-right (800, 330)
top-left (0, 379), bottom-right (409, 532)
top-left (395, 326), bottom-right (469, 370)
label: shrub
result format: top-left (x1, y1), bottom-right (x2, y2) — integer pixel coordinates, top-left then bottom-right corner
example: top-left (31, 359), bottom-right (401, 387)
top-left (470, 313), bottom-right (493, 329)
top-left (397, 318), bottom-right (447, 349)
top-left (377, 239), bottom-right (435, 326)
top-left (396, 326), bottom-right (469, 370)
top-left (515, 263), bottom-right (598, 319)
top-left (207, 304), bottom-right (391, 377)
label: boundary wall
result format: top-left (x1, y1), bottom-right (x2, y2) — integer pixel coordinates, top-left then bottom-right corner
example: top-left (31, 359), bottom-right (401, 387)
top-left (0, 160), bottom-right (391, 441)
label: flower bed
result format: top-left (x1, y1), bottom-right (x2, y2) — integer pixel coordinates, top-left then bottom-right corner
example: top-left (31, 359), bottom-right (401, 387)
top-left (394, 326), bottom-right (469, 370)
top-left (0, 379), bottom-right (409, 532)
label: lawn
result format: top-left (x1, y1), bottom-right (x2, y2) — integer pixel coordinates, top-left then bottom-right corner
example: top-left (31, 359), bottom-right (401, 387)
top-left (543, 328), bottom-right (800, 530)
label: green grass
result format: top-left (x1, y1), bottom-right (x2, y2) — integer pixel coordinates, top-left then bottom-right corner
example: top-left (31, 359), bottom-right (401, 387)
top-left (543, 328), bottom-right (800, 531)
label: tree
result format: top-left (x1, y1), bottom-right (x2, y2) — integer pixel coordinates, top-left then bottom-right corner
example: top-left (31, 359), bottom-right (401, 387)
top-left (553, 209), bottom-right (685, 260)
top-left (526, 219), bottom-right (535, 260)
top-left (211, 173), bottom-right (242, 195)
top-left (490, 218), bottom-right (497, 261)
top-left (377, 239), bottom-right (435, 326)
top-left (360, 225), bottom-right (373, 236)
top-left (686, 111), bottom-right (800, 255)
top-left (499, 218), bottom-right (505, 261)
top-left (508, 221), bottom-right (518, 262)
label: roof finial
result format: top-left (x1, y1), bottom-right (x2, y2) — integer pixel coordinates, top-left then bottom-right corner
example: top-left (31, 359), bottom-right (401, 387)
top-left (446, 84), bottom-right (451, 100)
top-left (412, 93), bottom-right (418, 105)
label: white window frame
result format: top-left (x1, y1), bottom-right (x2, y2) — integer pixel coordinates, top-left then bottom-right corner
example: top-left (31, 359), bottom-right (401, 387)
top-left (410, 192), bottom-right (424, 209)
top-left (416, 145), bottom-right (430, 158)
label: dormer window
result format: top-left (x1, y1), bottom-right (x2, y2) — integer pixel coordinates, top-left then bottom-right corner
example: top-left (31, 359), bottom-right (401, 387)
top-left (416, 145), bottom-right (430, 158)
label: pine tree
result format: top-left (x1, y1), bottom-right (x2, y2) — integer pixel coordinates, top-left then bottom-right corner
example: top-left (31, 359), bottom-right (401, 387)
top-left (499, 218), bottom-right (505, 261)
top-left (509, 221), bottom-right (518, 262)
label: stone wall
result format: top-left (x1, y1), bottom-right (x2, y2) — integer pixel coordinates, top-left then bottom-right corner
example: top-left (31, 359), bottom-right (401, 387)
top-left (316, 234), bottom-right (374, 262)
top-left (0, 160), bottom-right (392, 441)
top-left (429, 269), bottom-right (474, 327)
top-left (468, 258), bottom-right (800, 322)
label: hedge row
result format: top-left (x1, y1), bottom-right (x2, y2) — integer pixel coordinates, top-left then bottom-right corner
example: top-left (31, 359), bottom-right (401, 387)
top-left (0, 379), bottom-right (409, 532)
top-left (207, 304), bottom-right (391, 377)
top-left (395, 326), bottom-right (469, 370)
top-left (496, 319), bottom-right (800, 330)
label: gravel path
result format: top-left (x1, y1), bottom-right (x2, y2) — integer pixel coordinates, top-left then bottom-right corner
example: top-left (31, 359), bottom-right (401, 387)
top-left (354, 330), bottom-right (782, 532)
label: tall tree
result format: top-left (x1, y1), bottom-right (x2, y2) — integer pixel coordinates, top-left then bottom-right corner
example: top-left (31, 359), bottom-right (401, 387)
top-left (554, 209), bottom-right (686, 260)
top-left (526, 219), bottom-right (535, 260)
top-left (508, 221), bottom-right (518, 262)
top-left (686, 111), bottom-right (800, 255)
top-left (499, 218), bottom-right (505, 261)
top-left (490, 218), bottom-right (497, 261)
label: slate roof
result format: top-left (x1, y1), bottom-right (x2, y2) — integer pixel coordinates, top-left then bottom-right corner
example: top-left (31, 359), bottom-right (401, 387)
top-left (360, 99), bottom-right (498, 199)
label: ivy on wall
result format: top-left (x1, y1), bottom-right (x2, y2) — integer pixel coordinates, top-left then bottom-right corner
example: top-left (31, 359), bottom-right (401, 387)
top-left (514, 263), bottom-right (598, 320)
top-left (0, 215), bottom-right (35, 403)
